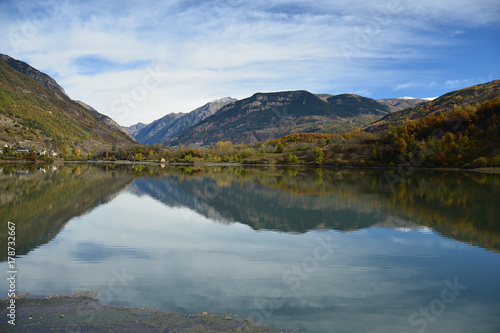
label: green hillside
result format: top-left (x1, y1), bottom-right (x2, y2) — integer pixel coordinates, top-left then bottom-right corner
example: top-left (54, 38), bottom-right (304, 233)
top-left (0, 55), bottom-right (135, 154)
top-left (378, 96), bottom-right (500, 167)
top-left (365, 80), bottom-right (500, 132)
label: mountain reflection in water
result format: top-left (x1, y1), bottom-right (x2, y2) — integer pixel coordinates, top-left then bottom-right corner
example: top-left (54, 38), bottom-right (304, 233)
top-left (1, 164), bottom-right (499, 260)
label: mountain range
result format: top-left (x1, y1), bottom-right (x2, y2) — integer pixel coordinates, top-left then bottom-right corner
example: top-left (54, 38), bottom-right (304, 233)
top-left (168, 91), bottom-right (384, 146)
top-left (1, 53), bottom-right (497, 153)
top-left (127, 97), bottom-right (237, 145)
top-left (129, 91), bottom-right (426, 146)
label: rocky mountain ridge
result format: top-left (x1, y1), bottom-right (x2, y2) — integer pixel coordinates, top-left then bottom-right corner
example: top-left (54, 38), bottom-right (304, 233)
top-left (132, 97), bottom-right (238, 145)
top-left (0, 54), bottom-right (68, 99)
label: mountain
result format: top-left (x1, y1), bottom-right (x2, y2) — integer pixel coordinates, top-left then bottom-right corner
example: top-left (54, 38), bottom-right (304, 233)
top-left (132, 112), bottom-right (184, 144)
top-left (317, 94), bottom-right (425, 112)
top-left (325, 93), bottom-right (390, 117)
top-left (0, 54), bottom-right (135, 153)
top-left (133, 97), bottom-right (237, 145)
top-left (376, 97), bottom-right (428, 112)
top-left (123, 122), bottom-right (147, 135)
top-left (365, 80), bottom-right (500, 133)
top-left (0, 54), bottom-right (68, 99)
top-left (166, 91), bottom-right (391, 146)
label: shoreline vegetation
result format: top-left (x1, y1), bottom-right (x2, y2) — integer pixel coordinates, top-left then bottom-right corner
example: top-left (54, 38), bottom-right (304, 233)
top-left (0, 293), bottom-right (281, 333)
top-left (1, 159), bottom-right (499, 174)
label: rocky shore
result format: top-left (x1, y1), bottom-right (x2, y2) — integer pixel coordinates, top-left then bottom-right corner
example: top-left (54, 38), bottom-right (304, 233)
top-left (0, 293), bottom-right (281, 333)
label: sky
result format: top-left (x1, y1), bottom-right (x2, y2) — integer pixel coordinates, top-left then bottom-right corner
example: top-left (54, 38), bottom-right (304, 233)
top-left (1, 0), bottom-right (499, 126)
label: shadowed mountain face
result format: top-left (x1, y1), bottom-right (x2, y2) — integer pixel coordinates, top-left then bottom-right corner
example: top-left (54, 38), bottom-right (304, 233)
top-left (1, 164), bottom-right (498, 261)
top-left (326, 94), bottom-right (390, 117)
top-left (132, 112), bottom-right (185, 144)
top-left (132, 97), bottom-right (238, 145)
top-left (123, 122), bottom-right (147, 135)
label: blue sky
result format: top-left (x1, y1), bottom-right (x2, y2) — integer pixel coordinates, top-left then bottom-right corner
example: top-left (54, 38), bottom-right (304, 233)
top-left (1, 0), bottom-right (499, 126)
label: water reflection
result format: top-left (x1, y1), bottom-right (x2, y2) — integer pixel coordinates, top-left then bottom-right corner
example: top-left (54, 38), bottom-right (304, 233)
top-left (0, 164), bottom-right (134, 261)
top-left (1, 164), bottom-right (499, 333)
top-left (1, 164), bottom-right (500, 258)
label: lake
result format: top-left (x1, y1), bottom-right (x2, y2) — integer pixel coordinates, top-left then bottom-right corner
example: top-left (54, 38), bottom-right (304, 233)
top-left (1, 164), bottom-right (499, 332)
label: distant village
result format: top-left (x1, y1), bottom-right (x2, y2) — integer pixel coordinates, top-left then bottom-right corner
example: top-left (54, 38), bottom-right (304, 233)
top-left (1, 144), bottom-right (58, 157)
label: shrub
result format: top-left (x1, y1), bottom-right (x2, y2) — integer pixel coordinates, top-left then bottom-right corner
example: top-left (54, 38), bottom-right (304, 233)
top-left (284, 154), bottom-right (299, 163)
top-left (469, 156), bottom-right (488, 168)
top-left (313, 147), bottom-right (324, 165)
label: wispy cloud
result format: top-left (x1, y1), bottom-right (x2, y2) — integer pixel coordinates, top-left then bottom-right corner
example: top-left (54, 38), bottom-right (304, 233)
top-left (394, 74), bottom-right (495, 92)
top-left (0, 0), bottom-right (498, 125)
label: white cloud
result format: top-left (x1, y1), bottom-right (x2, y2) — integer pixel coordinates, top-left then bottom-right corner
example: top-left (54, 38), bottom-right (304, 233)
top-left (394, 74), bottom-right (496, 93)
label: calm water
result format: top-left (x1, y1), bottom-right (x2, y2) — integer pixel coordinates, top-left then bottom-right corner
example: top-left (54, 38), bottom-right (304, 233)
top-left (1, 164), bottom-right (499, 332)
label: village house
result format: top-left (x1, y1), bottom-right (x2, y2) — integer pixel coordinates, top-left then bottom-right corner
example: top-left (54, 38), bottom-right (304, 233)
top-left (15, 147), bottom-right (31, 154)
